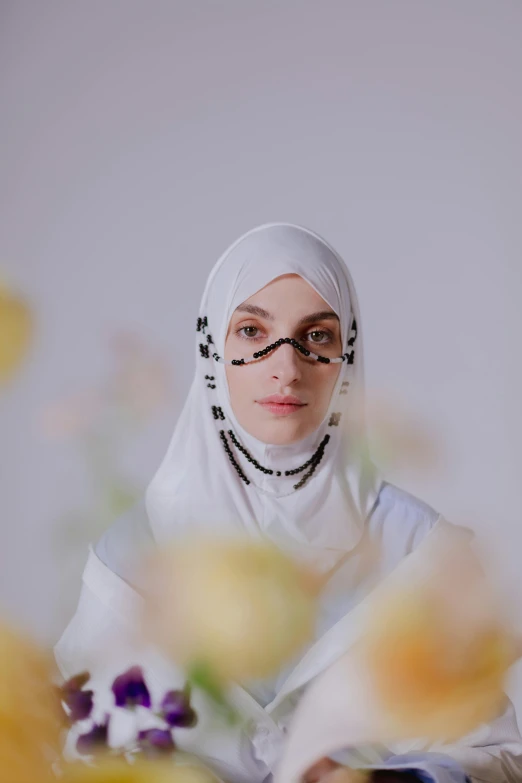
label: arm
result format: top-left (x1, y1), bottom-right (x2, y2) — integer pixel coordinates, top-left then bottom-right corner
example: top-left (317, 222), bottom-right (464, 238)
top-left (304, 754), bottom-right (469, 783)
top-left (416, 701), bottom-right (522, 783)
top-left (304, 703), bottom-right (522, 783)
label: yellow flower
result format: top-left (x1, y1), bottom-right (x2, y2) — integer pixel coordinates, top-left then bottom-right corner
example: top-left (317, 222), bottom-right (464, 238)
top-left (0, 622), bottom-right (63, 783)
top-left (362, 538), bottom-right (514, 741)
top-left (63, 758), bottom-right (221, 783)
top-left (0, 280), bottom-right (33, 384)
top-left (274, 528), bottom-right (517, 783)
top-left (362, 393), bottom-right (440, 477)
top-left (146, 538), bottom-right (319, 682)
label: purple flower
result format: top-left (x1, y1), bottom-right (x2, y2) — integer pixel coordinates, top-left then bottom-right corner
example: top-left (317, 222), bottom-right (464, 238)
top-left (76, 716), bottom-right (110, 755)
top-left (137, 728), bottom-right (175, 757)
top-left (160, 688), bottom-right (198, 728)
top-left (61, 671), bottom-right (94, 722)
top-left (111, 666), bottom-right (151, 709)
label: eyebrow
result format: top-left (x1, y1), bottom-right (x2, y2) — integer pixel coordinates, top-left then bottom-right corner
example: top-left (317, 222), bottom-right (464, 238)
top-left (234, 303), bottom-right (339, 326)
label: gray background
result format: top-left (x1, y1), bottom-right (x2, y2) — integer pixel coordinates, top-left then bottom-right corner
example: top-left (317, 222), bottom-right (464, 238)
top-left (1, 1), bottom-right (521, 712)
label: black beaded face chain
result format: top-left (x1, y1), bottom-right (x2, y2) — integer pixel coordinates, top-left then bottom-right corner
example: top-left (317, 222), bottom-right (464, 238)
top-left (196, 314), bottom-right (355, 490)
top-left (198, 316), bottom-right (358, 367)
top-left (217, 332), bottom-right (356, 367)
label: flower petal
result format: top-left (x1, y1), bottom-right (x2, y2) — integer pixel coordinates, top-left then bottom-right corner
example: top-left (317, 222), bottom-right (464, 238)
top-left (64, 689), bottom-right (94, 722)
top-left (62, 671), bottom-right (91, 692)
top-left (137, 728), bottom-right (175, 757)
top-left (76, 716), bottom-right (110, 755)
top-left (111, 666), bottom-right (151, 708)
top-left (61, 671), bottom-right (94, 722)
top-left (160, 689), bottom-right (198, 728)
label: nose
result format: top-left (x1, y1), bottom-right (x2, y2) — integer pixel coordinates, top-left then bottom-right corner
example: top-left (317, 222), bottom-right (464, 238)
top-left (269, 342), bottom-right (302, 386)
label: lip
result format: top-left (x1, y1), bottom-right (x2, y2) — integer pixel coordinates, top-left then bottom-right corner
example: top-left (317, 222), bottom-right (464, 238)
top-left (257, 394), bottom-right (307, 417)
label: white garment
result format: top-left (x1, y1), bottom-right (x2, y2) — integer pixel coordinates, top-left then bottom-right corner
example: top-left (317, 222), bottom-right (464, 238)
top-left (55, 484), bottom-right (522, 783)
top-left (145, 223), bottom-right (382, 571)
top-left (55, 224), bottom-right (522, 781)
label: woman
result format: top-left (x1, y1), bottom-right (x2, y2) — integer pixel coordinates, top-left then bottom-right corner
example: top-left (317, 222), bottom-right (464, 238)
top-left (55, 224), bottom-right (522, 783)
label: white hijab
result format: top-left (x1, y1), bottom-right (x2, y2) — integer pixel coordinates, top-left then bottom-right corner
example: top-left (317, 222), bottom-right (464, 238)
top-left (146, 223), bottom-right (382, 571)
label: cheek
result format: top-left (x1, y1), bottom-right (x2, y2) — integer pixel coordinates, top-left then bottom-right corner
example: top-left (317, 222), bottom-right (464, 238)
top-left (318, 365), bottom-right (341, 402)
top-left (225, 365), bottom-right (254, 406)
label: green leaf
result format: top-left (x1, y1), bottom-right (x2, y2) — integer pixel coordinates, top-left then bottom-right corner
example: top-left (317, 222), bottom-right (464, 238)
top-left (187, 662), bottom-right (239, 725)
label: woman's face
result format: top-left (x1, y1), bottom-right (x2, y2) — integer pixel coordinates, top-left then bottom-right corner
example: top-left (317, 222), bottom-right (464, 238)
top-left (225, 274), bottom-right (343, 445)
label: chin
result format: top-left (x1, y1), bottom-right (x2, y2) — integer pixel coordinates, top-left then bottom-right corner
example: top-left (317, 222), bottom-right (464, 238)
top-left (256, 419), bottom-right (314, 446)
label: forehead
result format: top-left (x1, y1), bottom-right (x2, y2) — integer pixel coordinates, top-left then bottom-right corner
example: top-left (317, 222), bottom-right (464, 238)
top-left (234, 274), bottom-right (337, 319)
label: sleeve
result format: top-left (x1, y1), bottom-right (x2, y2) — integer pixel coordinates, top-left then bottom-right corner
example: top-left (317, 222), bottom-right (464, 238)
top-left (363, 752), bottom-right (470, 782)
top-left (344, 702), bottom-right (522, 783)
top-left (417, 702), bottom-right (522, 783)
top-left (94, 497), bottom-right (154, 590)
top-left (54, 547), bottom-right (269, 783)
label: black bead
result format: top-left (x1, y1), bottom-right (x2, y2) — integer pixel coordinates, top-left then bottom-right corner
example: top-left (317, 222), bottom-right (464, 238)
top-left (220, 427), bottom-right (330, 490)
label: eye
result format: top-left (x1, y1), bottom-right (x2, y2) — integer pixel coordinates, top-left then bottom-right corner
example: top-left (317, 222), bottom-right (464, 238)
top-left (237, 325), bottom-right (261, 339)
top-left (306, 330), bottom-right (331, 344)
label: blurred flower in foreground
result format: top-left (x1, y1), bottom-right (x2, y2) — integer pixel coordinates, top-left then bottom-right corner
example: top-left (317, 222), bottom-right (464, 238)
top-left (76, 716), bottom-right (110, 756)
top-left (61, 671), bottom-right (94, 722)
top-left (0, 279), bottom-right (33, 385)
top-left (363, 533), bottom-right (514, 741)
top-left (69, 665), bottom-right (198, 762)
top-left (43, 329), bottom-right (174, 622)
top-left (145, 538), bottom-right (320, 684)
top-left (108, 331), bottom-right (172, 424)
top-left (0, 621), bottom-right (63, 782)
top-left (276, 524), bottom-right (518, 783)
top-left (112, 666), bottom-right (152, 708)
top-left (62, 757), bottom-right (221, 783)
top-left (160, 688), bottom-right (198, 729)
top-left (365, 392), bottom-right (440, 475)
top-left (42, 330), bottom-right (173, 439)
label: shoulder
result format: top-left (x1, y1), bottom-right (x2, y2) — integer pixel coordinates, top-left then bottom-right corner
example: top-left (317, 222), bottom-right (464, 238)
top-left (95, 497), bottom-right (155, 590)
top-left (375, 481), bottom-right (440, 524)
top-left (367, 481), bottom-right (442, 557)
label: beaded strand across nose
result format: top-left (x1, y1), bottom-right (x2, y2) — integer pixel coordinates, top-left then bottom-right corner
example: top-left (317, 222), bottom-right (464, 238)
top-left (202, 320), bottom-right (358, 367)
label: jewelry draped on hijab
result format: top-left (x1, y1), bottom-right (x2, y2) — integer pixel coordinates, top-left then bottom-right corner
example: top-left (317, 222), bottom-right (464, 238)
top-left (146, 223), bottom-right (382, 572)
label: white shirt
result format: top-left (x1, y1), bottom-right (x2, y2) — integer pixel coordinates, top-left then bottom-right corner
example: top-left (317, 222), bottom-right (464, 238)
top-left (55, 482), bottom-right (522, 783)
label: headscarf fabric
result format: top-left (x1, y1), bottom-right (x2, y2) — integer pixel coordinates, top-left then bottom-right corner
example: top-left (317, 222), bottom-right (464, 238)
top-left (146, 223), bottom-right (382, 571)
